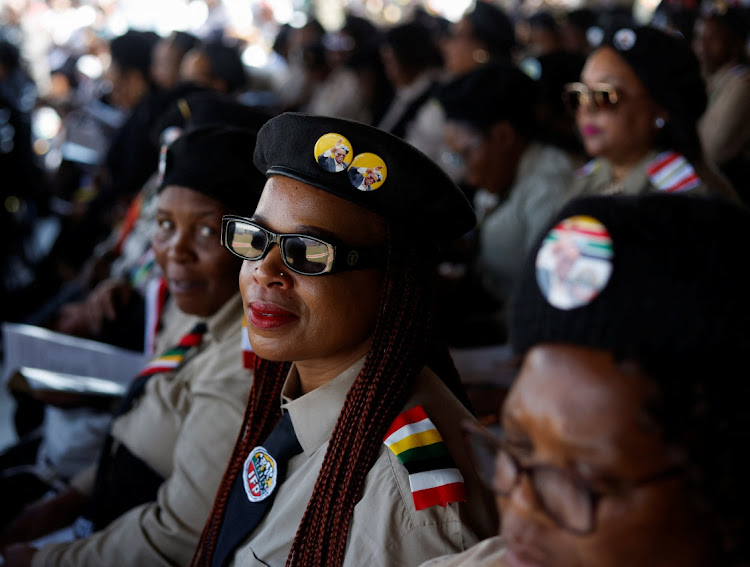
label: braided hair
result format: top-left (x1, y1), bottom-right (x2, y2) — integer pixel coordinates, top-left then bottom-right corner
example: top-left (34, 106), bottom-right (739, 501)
top-left (192, 227), bottom-right (468, 566)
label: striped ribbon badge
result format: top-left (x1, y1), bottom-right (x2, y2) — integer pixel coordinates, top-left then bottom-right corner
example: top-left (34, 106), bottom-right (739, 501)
top-left (383, 405), bottom-right (466, 510)
top-left (646, 151), bottom-right (700, 193)
top-left (137, 322), bottom-right (206, 378)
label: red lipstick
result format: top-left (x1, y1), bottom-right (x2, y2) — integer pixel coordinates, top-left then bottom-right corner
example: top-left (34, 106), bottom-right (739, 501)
top-left (581, 125), bottom-right (601, 137)
top-left (248, 301), bottom-right (299, 329)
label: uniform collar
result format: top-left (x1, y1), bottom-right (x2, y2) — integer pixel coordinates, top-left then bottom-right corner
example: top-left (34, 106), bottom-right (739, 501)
top-left (280, 356), bottom-right (366, 456)
top-left (202, 292), bottom-right (244, 343)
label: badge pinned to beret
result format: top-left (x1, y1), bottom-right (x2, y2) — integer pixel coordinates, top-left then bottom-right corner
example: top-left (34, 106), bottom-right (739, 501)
top-left (314, 133), bottom-right (353, 173)
top-left (347, 153), bottom-right (387, 192)
top-left (613, 28), bottom-right (637, 51)
top-left (243, 446), bottom-right (278, 502)
top-left (535, 215), bottom-right (614, 310)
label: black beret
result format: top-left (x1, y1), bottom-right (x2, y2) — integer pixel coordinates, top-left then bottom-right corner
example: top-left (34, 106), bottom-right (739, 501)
top-left (160, 125), bottom-right (265, 214)
top-left (153, 91), bottom-right (273, 139)
top-left (438, 62), bottom-right (538, 137)
top-left (509, 193), bottom-right (750, 378)
top-left (253, 113), bottom-right (476, 243)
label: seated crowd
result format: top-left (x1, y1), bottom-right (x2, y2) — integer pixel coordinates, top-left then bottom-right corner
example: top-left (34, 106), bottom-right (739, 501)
top-left (0, 1), bottom-right (748, 566)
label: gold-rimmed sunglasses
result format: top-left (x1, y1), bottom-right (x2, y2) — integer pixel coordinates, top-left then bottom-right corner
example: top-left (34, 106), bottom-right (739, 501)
top-left (563, 82), bottom-right (620, 113)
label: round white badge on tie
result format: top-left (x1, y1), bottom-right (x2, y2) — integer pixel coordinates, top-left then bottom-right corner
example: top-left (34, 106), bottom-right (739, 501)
top-left (243, 446), bottom-right (278, 502)
top-left (535, 215), bottom-right (614, 310)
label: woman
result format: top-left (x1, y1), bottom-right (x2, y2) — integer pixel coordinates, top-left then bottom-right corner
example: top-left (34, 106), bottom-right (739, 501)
top-left (425, 192), bottom-right (750, 566)
top-left (405, 2), bottom-right (516, 180)
top-left (0, 126), bottom-right (265, 567)
top-left (564, 26), bottom-right (737, 200)
top-left (192, 113), bottom-right (496, 567)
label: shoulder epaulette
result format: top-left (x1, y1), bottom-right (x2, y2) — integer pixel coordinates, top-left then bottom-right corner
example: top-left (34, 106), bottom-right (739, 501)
top-left (646, 151), bottom-right (701, 193)
top-left (576, 158), bottom-right (601, 178)
top-left (383, 405), bottom-right (466, 510)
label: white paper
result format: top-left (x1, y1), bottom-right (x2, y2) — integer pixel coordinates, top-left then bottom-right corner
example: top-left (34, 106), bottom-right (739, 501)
top-left (2, 323), bottom-right (149, 388)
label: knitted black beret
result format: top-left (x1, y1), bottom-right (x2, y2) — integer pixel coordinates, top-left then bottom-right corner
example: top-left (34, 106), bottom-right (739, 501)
top-left (160, 125), bottom-right (266, 214)
top-left (253, 112), bottom-right (476, 243)
top-left (438, 62), bottom-right (538, 137)
top-left (509, 193), bottom-right (750, 378)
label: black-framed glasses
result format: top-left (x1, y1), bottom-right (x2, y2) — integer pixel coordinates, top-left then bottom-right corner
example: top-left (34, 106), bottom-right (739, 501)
top-left (563, 82), bottom-right (620, 113)
top-left (462, 419), bottom-right (684, 535)
top-left (221, 216), bottom-right (385, 276)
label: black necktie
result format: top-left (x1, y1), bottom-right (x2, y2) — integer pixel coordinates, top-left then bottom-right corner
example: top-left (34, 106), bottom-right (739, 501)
top-left (212, 411), bottom-right (303, 567)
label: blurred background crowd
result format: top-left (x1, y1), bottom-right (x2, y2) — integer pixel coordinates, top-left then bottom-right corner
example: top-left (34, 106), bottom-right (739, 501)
top-left (1, 0), bottom-right (749, 348)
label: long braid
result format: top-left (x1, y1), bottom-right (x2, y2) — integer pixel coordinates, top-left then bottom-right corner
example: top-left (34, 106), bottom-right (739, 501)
top-left (287, 234), bottom-right (438, 566)
top-left (192, 357), bottom-right (290, 566)
top-left (193, 234), bottom-right (469, 567)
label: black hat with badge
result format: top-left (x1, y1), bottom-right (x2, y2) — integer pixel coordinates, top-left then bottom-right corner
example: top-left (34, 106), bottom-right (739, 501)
top-left (160, 125), bottom-right (266, 213)
top-left (509, 192), bottom-right (750, 380)
top-left (253, 112), bottom-right (476, 243)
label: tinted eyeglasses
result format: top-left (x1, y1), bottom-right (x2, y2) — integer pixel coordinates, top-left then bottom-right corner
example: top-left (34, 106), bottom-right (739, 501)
top-left (462, 419), bottom-right (684, 535)
top-left (221, 216), bottom-right (385, 276)
top-left (563, 82), bottom-right (620, 113)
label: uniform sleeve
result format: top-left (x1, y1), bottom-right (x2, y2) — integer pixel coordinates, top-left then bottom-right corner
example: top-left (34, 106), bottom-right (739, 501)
top-left (699, 74), bottom-right (750, 166)
top-left (31, 370), bottom-right (251, 567)
top-left (69, 464), bottom-right (97, 497)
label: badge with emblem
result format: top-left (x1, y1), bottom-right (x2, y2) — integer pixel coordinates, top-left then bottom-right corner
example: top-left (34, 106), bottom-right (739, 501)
top-left (535, 215), bottom-right (614, 310)
top-left (243, 446), bottom-right (278, 502)
top-left (314, 133), bottom-right (353, 173)
top-left (347, 153), bottom-right (387, 191)
top-left (613, 28), bottom-right (637, 51)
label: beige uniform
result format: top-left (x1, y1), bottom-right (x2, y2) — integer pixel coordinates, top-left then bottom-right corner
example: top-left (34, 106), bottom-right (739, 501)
top-left (420, 536), bottom-right (506, 567)
top-left (568, 150), bottom-right (738, 203)
top-left (33, 293), bottom-right (252, 567)
top-left (227, 358), bottom-right (496, 566)
top-left (699, 63), bottom-right (750, 168)
top-left (479, 143), bottom-right (577, 300)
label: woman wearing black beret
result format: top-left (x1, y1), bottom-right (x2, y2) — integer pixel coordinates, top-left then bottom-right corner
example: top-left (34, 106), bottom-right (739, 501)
top-left (564, 26), bottom-right (738, 201)
top-left (1, 127), bottom-right (265, 567)
top-left (424, 192), bottom-right (750, 566)
top-left (192, 113), bottom-right (495, 567)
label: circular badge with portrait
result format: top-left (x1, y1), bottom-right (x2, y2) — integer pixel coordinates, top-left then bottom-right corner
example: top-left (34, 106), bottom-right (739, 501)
top-left (347, 153), bottom-right (387, 192)
top-left (535, 215), bottom-right (614, 310)
top-left (314, 133), bottom-right (353, 173)
top-left (243, 446), bottom-right (278, 503)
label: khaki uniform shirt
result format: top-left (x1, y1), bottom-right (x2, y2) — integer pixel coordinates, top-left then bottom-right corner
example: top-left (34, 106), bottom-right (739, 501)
top-left (420, 536), bottom-right (506, 567)
top-left (228, 359), bottom-right (496, 566)
top-left (33, 293), bottom-right (252, 567)
top-left (568, 150), bottom-right (737, 202)
top-left (479, 143), bottom-right (577, 300)
top-left (699, 63), bottom-right (750, 168)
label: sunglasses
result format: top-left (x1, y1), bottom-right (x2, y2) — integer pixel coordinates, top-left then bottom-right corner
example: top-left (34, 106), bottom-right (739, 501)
top-left (563, 82), bottom-right (620, 113)
top-left (221, 216), bottom-right (385, 276)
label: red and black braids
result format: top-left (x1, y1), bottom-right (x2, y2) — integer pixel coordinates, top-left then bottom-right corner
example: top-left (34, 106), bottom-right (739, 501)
top-left (193, 229), bottom-right (467, 567)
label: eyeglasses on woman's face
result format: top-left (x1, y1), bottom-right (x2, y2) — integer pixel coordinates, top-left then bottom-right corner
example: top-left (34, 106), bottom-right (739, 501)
top-left (221, 216), bottom-right (385, 276)
top-left (563, 82), bottom-right (620, 114)
top-left (462, 419), bottom-right (684, 535)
